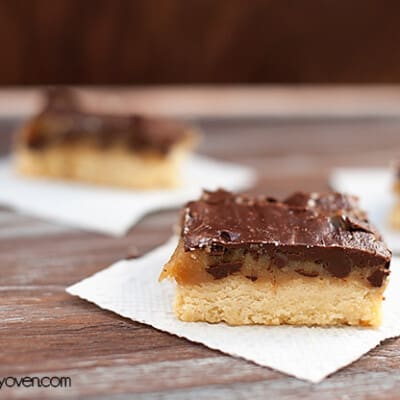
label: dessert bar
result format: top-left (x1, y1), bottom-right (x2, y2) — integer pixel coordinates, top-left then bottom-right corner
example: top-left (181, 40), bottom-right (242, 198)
top-left (15, 89), bottom-right (197, 188)
top-left (160, 190), bottom-right (391, 326)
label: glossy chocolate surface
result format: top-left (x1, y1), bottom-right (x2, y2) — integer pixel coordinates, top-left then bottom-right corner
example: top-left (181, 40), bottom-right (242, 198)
top-left (24, 88), bottom-right (190, 154)
top-left (182, 189), bottom-right (391, 286)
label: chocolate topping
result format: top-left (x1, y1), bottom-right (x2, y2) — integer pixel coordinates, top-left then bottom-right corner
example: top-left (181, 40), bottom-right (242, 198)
top-left (284, 191), bottom-right (361, 215)
top-left (24, 88), bottom-right (190, 154)
top-left (182, 189), bottom-right (391, 286)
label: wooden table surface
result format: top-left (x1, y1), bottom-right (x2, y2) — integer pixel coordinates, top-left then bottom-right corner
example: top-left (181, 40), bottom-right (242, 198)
top-left (2, 87), bottom-right (400, 399)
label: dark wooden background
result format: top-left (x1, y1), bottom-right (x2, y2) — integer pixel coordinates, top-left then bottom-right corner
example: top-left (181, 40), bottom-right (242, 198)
top-left (1, 0), bottom-right (400, 84)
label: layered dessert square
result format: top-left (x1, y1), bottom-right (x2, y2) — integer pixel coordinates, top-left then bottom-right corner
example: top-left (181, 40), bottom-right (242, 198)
top-left (15, 89), bottom-right (197, 188)
top-left (160, 189), bottom-right (391, 326)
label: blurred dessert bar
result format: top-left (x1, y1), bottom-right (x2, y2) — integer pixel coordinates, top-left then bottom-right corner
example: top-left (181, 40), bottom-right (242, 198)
top-left (15, 89), bottom-right (197, 188)
top-left (160, 189), bottom-right (391, 327)
top-left (391, 163), bottom-right (400, 228)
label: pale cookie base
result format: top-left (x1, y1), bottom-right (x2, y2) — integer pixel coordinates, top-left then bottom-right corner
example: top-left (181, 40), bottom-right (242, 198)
top-left (174, 274), bottom-right (385, 327)
top-left (389, 200), bottom-right (400, 230)
top-left (15, 140), bottom-right (192, 189)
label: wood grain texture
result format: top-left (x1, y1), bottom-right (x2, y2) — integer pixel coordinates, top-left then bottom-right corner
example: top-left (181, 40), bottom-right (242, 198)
top-left (4, 86), bottom-right (400, 119)
top-left (1, 1), bottom-right (400, 84)
top-left (1, 88), bottom-right (400, 398)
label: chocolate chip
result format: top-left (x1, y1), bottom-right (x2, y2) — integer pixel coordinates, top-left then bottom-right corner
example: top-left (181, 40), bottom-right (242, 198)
top-left (368, 268), bottom-right (390, 287)
top-left (206, 262), bottom-right (242, 279)
top-left (295, 269), bottom-right (319, 277)
top-left (271, 252), bottom-right (289, 268)
top-left (322, 251), bottom-right (352, 278)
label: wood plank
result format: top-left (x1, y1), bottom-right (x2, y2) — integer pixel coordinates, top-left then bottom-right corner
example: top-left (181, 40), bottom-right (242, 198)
top-left (2, 86), bottom-right (400, 118)
top-left (1, 93), bottom-right (400, 398)
top-left (2, 2), bottom-right (400, 86)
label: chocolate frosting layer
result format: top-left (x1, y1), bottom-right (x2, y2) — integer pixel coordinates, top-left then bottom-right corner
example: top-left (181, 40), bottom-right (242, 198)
top-left (182, 189), bottom-right (391, 286)
top-left (24, 88), bottom-right (190, 154)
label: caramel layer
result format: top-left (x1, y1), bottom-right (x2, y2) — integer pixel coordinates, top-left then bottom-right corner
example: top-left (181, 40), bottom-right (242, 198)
top-left (160, 239), bottom-right (388, 288)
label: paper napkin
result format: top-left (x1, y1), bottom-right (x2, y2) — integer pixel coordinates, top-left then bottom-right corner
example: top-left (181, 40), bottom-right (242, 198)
top-left (330, 167), bottom-right (400, 253)
top-left (67, 238), bottom-right (400, 383)
top-left (0, 155), bottom-right (255, 236)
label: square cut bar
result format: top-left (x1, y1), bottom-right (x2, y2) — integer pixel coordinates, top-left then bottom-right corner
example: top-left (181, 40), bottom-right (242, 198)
top-left (160, 189), bottom-right (391, 327)
top-left (15, 89), bottom-right (197, 188)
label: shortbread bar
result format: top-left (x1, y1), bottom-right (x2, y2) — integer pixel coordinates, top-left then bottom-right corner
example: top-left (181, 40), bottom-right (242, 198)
top-left (15, 89), bottom-right (196, 188)
top-left (160, 190), bottom-right (391, 326)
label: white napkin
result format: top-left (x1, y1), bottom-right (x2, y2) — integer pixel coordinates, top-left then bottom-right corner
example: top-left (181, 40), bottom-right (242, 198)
top-left (67, 238), bottom-right (400, 383)
top-left (0, 155), bottom-right (255, 236)
top-left (330, 167), bottom-right (400, 253)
